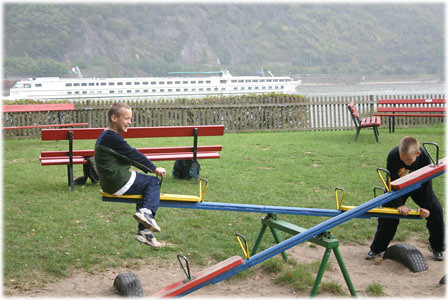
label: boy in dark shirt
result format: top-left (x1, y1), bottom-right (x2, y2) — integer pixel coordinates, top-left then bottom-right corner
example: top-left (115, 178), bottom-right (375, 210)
top-left (95, 102), bottom-right (166, 247)
top-left (366, 136), bottom-right (444, 261)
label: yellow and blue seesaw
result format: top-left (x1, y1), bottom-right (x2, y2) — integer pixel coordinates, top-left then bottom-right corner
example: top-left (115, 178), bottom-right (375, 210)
top-left (102, 144), bottom-right (445, 297)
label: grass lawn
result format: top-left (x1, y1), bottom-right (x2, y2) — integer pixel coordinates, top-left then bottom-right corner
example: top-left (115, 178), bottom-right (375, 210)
top-left (3, 125), bottom-right (445, 291)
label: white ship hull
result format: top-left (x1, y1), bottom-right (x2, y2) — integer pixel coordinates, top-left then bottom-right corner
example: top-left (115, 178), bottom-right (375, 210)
top-left (6, 70), bottom-right (300, 101)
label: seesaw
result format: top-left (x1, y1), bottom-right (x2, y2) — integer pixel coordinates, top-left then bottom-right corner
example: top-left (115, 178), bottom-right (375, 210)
top-left (149, 156), bottom-right (445, 298)
top-left (104, 143), bottom-right (445, 297)
top-left (102, 177), bottom-right (422, 220)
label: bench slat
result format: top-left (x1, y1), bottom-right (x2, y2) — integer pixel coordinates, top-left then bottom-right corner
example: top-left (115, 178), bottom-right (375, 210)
top-left (41, 151), bottom-right (221, 165)
top-left (376, 107), bottom-right (445, 113)
top-left (372, 116), bottom-right (381, 125)
top-left (377, 99), bottom-right (445, 105)
top-left (40, 156), bottom-right (87, 165)
top-left (360, 116), bottom-right (381, 127)
top-left (2, 103), bottom-right (75, 113)
top-left (148, 152), bottom-right (221, 161)
top-left (3, 123), bottom-right (88, 130)
top-left (373, 113), bottom-right (445, 117)
top-left (41, 125), bottom-right (225, 141)
top-left (40, 145), bottom-right (223, 158)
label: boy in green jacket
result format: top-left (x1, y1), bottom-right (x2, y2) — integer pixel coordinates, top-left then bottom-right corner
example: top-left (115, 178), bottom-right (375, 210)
top-left (95, 102), bottom-right (166, 247)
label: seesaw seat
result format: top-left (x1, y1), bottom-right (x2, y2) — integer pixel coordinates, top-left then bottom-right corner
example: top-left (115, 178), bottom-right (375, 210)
top-left (101, 178), bottom-right (208, 203)
top-left (391, 158), bottom-right (446, 190)
top-left (151, 256), bottom-right (244, 298)
top-left (339, 205), bottom-right (421, 216)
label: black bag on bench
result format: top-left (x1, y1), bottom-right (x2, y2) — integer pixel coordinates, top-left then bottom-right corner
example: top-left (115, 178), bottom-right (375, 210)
top-left (172, 160), bottom-right (200, 179)
top-left (74, 157), bottom-right (99, 185)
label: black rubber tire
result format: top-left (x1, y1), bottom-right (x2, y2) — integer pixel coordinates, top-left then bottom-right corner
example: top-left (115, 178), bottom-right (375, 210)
top-left (383, 244), bottom-right (428, 273)
top-left (439, 275), bottom-right (445, 285)
top-left (113, 273), bottom-right (143, 297)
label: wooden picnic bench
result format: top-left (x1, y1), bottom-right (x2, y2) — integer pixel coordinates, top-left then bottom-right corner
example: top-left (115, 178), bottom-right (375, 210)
top-left (373, 98), bottom-right (446, 133)
top-left (2, 103), bottom-right (88, 130)
top-left (40, 125), bottom-right (224, 191)
top-left (347, 102), bottom-right (381, 142)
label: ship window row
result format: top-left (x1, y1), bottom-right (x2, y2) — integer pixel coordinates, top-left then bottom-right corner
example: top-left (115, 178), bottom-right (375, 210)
top-left (66, 87), bottom-right (224, 95)
top-left (230, 79), bottom-right (289, 83)
top-left (65, 86), bottom-right (284, 95)
top-left (63, 78), bottom-right (290, 87)
top-left (64, 80), bottom-right (217, 87)
top-left (233, 86), bottom-right (283, 90)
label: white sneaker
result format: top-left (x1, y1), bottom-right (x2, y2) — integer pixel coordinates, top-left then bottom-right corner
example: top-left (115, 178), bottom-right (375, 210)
top-left (133, 208), bottom-right (161, 232)
top-left (135, 229), bottom-right (162, 248)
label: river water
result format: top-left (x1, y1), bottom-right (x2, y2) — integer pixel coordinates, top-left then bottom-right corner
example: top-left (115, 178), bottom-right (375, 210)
top-left (295, 82), bottom-right (445, 97)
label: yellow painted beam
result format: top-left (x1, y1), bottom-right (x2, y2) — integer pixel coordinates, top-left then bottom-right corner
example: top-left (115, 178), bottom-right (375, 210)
top-left (101, 178), bottom-right (208, 203)
top-left (101, 191), bottom-right (201, 202)
top-left (340, 205), bottom-right (421, 216)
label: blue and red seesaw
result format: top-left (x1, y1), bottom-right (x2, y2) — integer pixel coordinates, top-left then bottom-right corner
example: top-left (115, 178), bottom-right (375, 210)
top-left (102, 143), bottom-right (445, 297)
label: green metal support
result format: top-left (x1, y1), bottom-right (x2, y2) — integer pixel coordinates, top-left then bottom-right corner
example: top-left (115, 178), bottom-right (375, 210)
top-left (252, 213), bottom-right (288, 260)
top-left (252, 213), bottom-right (357, 297)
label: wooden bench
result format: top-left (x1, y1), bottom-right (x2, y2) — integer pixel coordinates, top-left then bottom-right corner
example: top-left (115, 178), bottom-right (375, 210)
top-left (2, 103), bottom-right (88, 130)
top-left (347, 102), bottom-right (381, 142)
top-left (40, 125), bottom-right (224, 190)
top-left (373, 99), bottom-right (446, 133)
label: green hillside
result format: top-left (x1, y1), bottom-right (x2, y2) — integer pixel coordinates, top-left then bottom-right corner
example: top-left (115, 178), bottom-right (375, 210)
top-left (3, 3), bottom-right (444, 78)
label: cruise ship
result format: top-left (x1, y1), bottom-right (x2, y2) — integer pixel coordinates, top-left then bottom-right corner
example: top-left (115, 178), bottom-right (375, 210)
top-left (6, 70), bottom-right (301, 101)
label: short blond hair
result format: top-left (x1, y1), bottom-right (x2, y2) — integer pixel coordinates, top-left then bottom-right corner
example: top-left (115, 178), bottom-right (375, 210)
top-left (107, 102), bottom-right (131, 123)
top-left (399, 136), bottom-right (420, 155)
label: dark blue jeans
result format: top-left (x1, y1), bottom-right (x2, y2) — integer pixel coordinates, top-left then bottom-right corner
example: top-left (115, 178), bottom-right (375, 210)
top-left (370, 185), bottom-right (445, 253)
top-left (124, 173), bottom-right (161, 231)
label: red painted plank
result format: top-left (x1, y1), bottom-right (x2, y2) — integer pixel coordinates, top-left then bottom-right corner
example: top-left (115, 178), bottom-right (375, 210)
top-left (364, 117), bottom-right (371, 126)
top-left (148, 152), bottom-right (220, 161)
top-left (152, 256), bottom-right (243, 298)
top-left (3, 123), bottom-right (88, 130)
top-left (391, 158), bottom-right (446, 190)
top-left (360, 116), bottom-right (380, 127)
top-left (2, 103), bottom-right (75, 113)
top-left (376, 107), bottom-right (445, 113)
top-left (41, 125), bottom-right (225, 141)
top-left (40, 145), bottom-right (223, 158)
top-left (372, 116), bottom-right (381, 125)
top-left (41, 128), bottom-right (102, 140)
top-left (40, 156), bottom-right (87, 165)
top-left (347, 102), bottom-right (359, 118)
top-left (379, 114), bottom-right (445, 117)
top-left (137, 145), bottom-right (222, 154)
top-left (378, 99), bottom-right (445, 105)
top-left (373, 113), bottom-right (445, 117)
top-left (41, 150), bottom-right (95, 157)
top-left (40, 151), bottom-right (221, 165)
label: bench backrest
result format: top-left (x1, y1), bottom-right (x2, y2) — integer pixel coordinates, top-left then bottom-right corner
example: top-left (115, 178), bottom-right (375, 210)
top-left (41, 125), bottom-right (225, 141)
top-left (377, 99), bottom-right (445, 105)
top-left (347, 102), bottom-right (361, 126)
top-left (347, 102), bottom-right (359, 117)
top-left (2, 103), bottom-right (75, 113)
